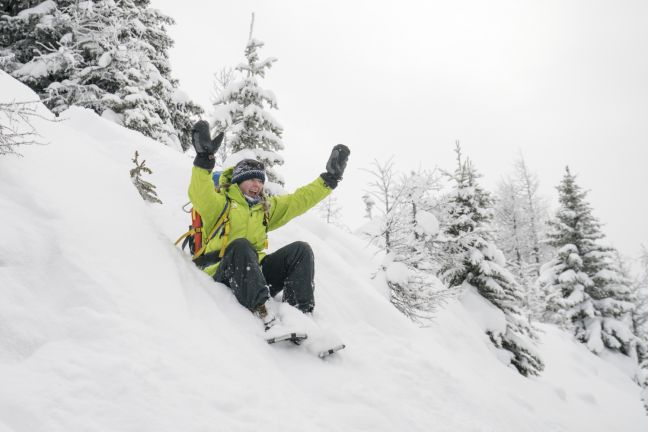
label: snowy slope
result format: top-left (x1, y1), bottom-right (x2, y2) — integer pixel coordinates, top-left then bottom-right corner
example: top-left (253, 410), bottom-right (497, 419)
top-left (1, 71), bottom-right (647, 432)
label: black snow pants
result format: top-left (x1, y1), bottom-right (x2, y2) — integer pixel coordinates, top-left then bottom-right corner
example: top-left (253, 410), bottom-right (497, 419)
top-left (213, 238), bottom-right (315, 313)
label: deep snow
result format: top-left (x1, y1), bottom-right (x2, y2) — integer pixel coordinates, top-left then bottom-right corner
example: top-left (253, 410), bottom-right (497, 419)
top-left (1, 71), bottom-right (647, 432)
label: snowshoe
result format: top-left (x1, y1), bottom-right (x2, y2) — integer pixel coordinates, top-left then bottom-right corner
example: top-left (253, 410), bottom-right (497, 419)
top-left (318, 344), bottom-right (346, 359)
top-left (266, 332), bottom-right (308, 345)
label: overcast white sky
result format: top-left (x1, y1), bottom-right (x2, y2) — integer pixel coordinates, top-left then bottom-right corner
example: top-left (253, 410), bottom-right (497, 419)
top-left (152, 0), bottom-right (648, 261)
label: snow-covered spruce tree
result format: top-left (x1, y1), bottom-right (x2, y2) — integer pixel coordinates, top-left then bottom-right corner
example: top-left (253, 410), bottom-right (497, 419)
top-left (634, 246), bottom-right (648, 412)
top-left (0, 1), bottom-right (72, 75)
top-left (130, 150), bottom-right (161, 204)
top-left (0, 0), bottom-right (202, 151)
top-left (439, 143), bottom-right (544, 376)
top-left (362, 159), bottom-right (448, 325)
top-left (210, 18), bottom-right (284, 184)
top-left (539, 167), bottom-right (636, 357)
top-left (1, 0), bottom-right (45, 17)
top-left (633, 246), bottom-right (648, 363)
top-left (605, 251), bottom-right (642, 359)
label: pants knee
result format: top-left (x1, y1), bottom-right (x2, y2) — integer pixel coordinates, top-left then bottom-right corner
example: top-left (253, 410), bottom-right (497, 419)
top-left (222, 238), bottom-right (258, 265)
top-left (226, 238), bottom-right (255, 254)
top-left (292, 241), bottom-right (313, 259)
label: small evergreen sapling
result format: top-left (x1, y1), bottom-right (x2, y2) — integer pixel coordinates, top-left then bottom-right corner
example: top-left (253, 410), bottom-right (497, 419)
top-left (130, 151), bottom-right (162, 204)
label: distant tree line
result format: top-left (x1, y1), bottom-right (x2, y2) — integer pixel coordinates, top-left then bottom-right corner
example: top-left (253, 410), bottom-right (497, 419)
top-left (361, 142), bottom-right (648, 399)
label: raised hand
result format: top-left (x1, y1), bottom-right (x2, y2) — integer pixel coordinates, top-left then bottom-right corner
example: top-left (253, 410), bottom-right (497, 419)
top-left (321, 144), bottom-right (350, 189)
top-left (192, 120), bottom-right (224, 155)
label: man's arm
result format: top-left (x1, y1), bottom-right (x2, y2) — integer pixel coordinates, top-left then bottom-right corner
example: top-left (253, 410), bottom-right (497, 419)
top-left (267, 144), bottom-right (350, 231)
top-left (187, 121), bottom-right (226, 232)
top-left (267, 177), bottom-right (332, 231)
top-left (188, 166), bottom-right (226, 232)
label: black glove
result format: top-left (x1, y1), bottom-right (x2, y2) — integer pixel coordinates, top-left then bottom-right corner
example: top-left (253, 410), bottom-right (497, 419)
top-left (320, 144), bottom-right (350, 189)
top-left (192, 120), bottom-right (224, 171)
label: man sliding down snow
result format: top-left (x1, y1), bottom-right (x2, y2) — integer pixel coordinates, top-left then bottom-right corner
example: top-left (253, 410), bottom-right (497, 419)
top-left (188, 120), bottom-right (350, 331)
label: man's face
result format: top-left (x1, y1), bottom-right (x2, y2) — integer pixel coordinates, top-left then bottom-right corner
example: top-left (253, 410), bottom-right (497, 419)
top-left (238, 178), bottom-right (264, 198)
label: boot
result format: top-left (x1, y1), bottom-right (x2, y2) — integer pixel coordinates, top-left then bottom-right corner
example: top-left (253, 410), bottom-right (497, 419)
top-left (255, 302), bottom-right (277, 331)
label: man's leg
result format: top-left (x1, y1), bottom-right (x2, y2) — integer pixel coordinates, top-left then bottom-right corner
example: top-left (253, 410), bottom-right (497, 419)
top-left (214, 238), bottom-right (269, 310)
top-left (261, 241), bottom-right (315, 313)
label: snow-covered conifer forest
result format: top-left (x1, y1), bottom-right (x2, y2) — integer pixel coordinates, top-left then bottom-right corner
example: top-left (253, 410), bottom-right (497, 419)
top-left (2, 1), bottom-right (648, 431)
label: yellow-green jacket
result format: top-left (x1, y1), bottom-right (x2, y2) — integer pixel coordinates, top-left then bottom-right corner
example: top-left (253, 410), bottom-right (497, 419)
top-left (188, 166), bottom-right (332, 276)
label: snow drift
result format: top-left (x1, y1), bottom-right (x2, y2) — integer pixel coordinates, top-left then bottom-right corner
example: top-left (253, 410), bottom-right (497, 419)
top-left (1, 71), bottom-right (647, 432)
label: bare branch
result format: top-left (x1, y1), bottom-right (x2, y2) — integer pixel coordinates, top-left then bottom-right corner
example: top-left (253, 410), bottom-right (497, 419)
top-left (0, 100), bottom-right (51, 156)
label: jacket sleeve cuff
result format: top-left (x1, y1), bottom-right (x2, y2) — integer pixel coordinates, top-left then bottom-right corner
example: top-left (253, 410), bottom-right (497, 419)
top-left (194, 153), bottom-right (215, 171)
top-left (320, 172), bottom-right (339, 189)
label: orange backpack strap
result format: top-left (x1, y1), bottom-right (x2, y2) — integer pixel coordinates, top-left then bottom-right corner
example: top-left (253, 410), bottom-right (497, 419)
top-left (192, 198), bottom-right (231, 260)
top-left (191, 208), bottom-right (203, 251)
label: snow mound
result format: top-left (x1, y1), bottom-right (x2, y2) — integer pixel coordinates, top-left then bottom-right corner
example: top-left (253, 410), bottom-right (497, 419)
top-left (1, 74), bottom-right (647, 432)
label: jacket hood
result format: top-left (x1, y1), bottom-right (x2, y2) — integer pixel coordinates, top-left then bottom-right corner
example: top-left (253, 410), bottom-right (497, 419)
top-left (219, 166), bottom-right (234, 187)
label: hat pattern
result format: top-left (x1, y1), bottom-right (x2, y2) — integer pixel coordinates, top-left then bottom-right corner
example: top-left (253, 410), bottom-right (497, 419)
top-left (231, 159), bottom-right (266, 185)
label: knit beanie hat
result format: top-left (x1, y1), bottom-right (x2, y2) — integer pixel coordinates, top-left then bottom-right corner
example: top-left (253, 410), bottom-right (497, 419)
top-left (231, 159), bottom-right (266, 185)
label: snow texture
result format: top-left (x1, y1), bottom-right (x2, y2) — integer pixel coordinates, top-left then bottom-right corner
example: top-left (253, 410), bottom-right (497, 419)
top-left (415, 210), bottom-right (439, 237)
top-left (385, 260), bottom-right (410, 286)
top-left (1, 74), bottom-right (647, 431)
top-left (15, 1), bottom-right (56, 20)
top-left (461, 285), bottom-right (508, 336)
